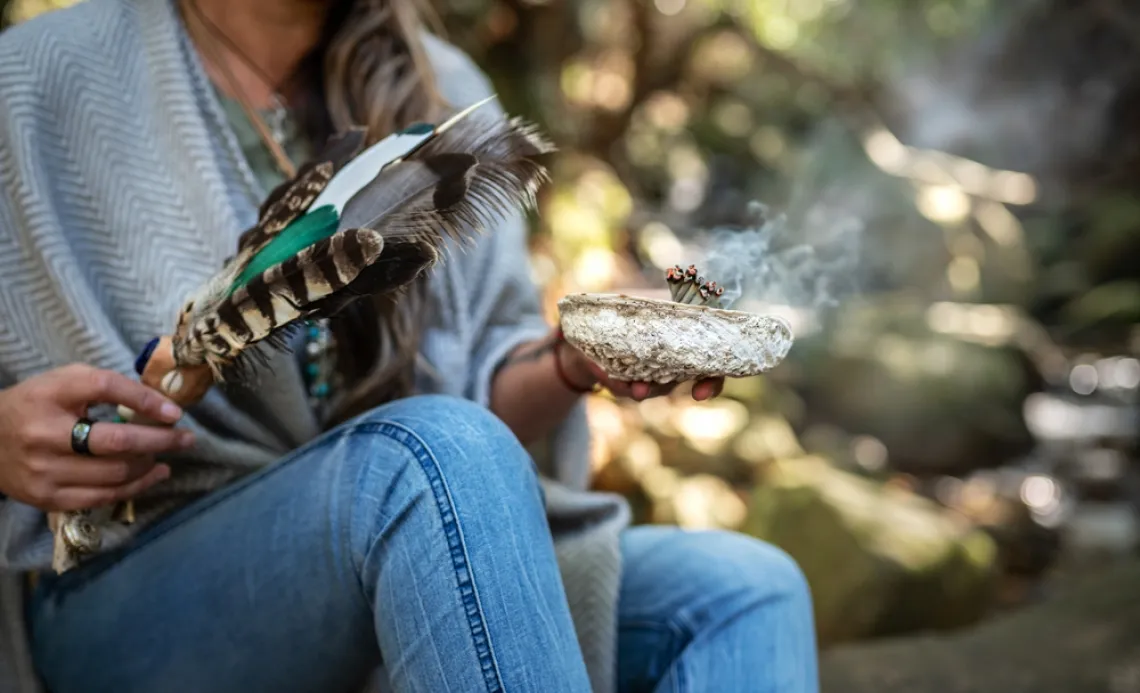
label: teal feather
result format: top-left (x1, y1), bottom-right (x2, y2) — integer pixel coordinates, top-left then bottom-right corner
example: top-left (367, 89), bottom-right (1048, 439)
top-left (229, 205), bottom-right (340, 294)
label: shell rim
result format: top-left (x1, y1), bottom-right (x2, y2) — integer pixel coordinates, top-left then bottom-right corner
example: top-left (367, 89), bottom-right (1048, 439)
top-left (557, 292), bottom-right (795, 334)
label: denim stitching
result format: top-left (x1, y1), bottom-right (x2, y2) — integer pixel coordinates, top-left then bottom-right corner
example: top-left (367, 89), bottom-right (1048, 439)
top-left (369, 420), bottom-right (507, 693)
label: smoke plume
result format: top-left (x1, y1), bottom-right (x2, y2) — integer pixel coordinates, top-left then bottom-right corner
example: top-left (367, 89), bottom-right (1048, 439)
top-left (696, 200), bottom-right (863, 313)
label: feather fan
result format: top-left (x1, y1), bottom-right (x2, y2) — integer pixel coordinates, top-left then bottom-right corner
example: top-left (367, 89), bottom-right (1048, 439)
top-left (170, 95), bottom-right (554, 380)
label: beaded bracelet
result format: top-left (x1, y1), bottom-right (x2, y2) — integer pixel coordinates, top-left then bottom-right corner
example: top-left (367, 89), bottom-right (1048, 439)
top-left (553, 328), bottom-right (599, 394)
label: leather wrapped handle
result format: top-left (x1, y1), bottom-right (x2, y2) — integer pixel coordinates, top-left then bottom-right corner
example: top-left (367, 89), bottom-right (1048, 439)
top-left (135, 337), bottom-right (214, 409)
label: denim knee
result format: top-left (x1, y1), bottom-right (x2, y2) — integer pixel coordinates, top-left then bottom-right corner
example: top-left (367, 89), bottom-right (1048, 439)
top-left (347, 394), bottom-right (541, 496)
top-left (679, 530), bottom-right (814, 614)
top-left (726, 534), bottom-right (813, 610)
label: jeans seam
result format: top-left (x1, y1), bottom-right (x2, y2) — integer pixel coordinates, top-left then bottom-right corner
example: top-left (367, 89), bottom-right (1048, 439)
top-left (674, 659), bottom-right (688, 693)
top-left (369, 420), bottom-right (506, 693)
top-left (620, 611), bottom-right (697, 639)
top-left (620, 616), bottom-right (694, 693)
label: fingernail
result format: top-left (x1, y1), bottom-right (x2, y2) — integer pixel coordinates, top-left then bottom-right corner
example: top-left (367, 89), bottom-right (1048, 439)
top-left (161, 402), bottom-right (182, 421)
top-left (158, 464), bottom-right (172, 480)
top-left (179, 432), bottom-right (195, 449)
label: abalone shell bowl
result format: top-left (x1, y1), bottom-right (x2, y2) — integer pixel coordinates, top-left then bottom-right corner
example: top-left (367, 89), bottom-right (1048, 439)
top-left (557, 293), bottom-right (794, 384)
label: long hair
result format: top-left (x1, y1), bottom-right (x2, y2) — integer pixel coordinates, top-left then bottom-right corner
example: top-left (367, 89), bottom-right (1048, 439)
top-left (286, 0), bottom-right (448, 427)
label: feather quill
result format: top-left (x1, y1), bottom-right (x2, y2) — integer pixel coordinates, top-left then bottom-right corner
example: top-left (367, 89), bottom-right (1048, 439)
top-left (171, 97), bottom-right (554, 379)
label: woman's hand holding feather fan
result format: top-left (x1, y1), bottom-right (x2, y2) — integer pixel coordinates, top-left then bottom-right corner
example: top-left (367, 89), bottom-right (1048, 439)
top-left (48, 97), bottom-right (556, 574)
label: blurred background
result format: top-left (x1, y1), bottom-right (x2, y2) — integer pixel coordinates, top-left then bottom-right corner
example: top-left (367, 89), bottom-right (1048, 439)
top-left (5, 0), bottom-right (1140, 689)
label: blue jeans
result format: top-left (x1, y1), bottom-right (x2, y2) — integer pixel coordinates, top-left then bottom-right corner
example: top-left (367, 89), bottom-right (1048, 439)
top-left (28, 395), bottom-right (817, 693)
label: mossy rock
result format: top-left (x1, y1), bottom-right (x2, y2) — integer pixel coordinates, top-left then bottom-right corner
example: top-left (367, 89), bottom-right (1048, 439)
top-left (785, 298), bottom-right (1041, 475)
top-left (745, 457), bottom-right (999, 645)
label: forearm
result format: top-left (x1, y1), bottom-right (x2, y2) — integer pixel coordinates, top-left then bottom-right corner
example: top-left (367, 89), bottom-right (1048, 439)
top-left (489, 330), bottom-right (596, 445)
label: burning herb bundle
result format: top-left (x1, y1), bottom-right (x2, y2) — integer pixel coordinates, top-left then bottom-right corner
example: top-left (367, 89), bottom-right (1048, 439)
top-left (665, 265), bottom-right (726, 308)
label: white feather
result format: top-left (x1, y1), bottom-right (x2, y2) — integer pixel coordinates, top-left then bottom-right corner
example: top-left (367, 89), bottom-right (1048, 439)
top-left (309, 96), bottom-right (498, 215)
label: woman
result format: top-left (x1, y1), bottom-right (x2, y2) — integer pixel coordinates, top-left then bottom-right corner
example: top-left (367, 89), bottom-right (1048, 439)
top-left (0, 0), bottom-right (818, 691)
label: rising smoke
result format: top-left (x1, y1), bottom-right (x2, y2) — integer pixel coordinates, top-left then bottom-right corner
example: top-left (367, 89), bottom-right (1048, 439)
top-left (697, 199), bottom-right (864, 312)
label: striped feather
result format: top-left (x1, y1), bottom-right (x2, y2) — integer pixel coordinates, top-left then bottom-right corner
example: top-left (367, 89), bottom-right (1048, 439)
top-left (337, 113), bottom-right (554, 251)
top-left (174, 228), bottom-right (386, 374)
top-left (174, 130), bottom-right (367, 346)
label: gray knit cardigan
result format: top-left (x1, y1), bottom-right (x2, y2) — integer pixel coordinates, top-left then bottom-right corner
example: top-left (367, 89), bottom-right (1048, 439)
top-left (0, 1), bottom-right (630, 690)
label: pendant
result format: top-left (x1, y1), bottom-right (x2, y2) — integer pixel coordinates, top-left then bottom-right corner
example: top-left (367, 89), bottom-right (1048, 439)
top-left (267, 95), bottom-right (288, 146)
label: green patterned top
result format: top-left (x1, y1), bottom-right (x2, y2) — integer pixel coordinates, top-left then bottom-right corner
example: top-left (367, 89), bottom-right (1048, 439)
top-left (213, 90), bottom-right (311, 194)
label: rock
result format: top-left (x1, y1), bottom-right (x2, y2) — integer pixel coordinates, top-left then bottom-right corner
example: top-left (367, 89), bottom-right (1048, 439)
top-left (744, 457), bottom-right (999, 645)
top-left (786, 299), bottom-right (1042, 475)
top-left (819, 559), bottom-right (1140, 693)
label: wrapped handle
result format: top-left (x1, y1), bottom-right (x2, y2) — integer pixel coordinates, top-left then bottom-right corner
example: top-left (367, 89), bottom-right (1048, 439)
top-left (133, 337), bottom-right (214, 410)
top-left (49, 337), bottom-right (214, 572)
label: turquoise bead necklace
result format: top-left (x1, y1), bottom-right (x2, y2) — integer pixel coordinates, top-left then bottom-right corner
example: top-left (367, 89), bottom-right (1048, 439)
top-left (301, 319), bottom-right (337, 415)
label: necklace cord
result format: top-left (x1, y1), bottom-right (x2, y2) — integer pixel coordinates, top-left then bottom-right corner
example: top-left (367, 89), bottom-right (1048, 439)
top-left (183, 0), bottom-right (298, 179)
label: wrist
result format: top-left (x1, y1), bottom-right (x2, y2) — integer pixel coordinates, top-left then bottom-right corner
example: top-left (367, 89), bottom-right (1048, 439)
top-left (553, 329), bottom-right (599, 393)
top-left (560, 343), bottom-right (598, 387)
